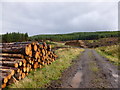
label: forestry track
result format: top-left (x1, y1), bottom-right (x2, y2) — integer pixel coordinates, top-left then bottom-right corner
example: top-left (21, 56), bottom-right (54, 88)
top-left (48, 49), bottom-right (119, 88)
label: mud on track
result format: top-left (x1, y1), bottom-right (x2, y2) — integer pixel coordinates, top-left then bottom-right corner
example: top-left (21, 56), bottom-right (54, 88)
top-left (48, 49), bottom-right (119, 88)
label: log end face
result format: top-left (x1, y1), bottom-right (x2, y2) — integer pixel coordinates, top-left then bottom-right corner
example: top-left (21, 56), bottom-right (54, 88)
top-left (4, 77), bottom-right (8, 84)
top-left (14, 63), bottom-right (18, 68)
top-left (1, 83), bottom-right (6, 88)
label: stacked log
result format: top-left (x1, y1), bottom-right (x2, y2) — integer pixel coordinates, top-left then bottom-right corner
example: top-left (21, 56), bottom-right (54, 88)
top-left (0, 42), bottom-right (57, 88)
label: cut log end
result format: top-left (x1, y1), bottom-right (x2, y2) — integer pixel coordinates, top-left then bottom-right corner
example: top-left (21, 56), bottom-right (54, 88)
top-left (21, 73), bottom-right (25, 79)
top-left (34, 44), bottom-right (38, 51)
top-left (14, 63), bottom-right (18, 68)
top-left (1, 83), bottom-right (6, 88)
top-left (3, 77), bottom-right (8, 84)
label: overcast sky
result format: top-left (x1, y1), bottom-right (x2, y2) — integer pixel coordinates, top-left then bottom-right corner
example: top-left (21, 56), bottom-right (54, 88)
top-left (0, 0), bottom-right (119, 36)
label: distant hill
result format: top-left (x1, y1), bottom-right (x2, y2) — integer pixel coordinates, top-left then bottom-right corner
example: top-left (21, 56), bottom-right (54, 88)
top-left (30, 31), bottom-right (119, 41)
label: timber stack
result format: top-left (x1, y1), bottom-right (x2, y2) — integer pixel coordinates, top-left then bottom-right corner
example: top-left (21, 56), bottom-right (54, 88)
top-left (0, 42), bottom-right (57, 88)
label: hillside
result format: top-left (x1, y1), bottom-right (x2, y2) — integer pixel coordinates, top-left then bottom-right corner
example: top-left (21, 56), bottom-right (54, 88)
top-left (30, 31), bottom-right (119, 41)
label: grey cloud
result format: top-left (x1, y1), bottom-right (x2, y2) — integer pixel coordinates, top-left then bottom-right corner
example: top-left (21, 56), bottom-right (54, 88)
top-left (1, 2), bottom-right (118, 36)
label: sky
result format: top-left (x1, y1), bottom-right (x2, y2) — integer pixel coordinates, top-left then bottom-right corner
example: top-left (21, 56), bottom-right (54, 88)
top-left (0, 0), bottom-right (119, 36)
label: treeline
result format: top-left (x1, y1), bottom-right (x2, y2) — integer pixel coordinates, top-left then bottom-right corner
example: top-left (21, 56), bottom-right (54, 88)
top-left (1, 32), bottom-right (28, 43)
top-left (1, 31), bottom-right (119, 43)
top-left (30, 31), bottom-right (120, 41)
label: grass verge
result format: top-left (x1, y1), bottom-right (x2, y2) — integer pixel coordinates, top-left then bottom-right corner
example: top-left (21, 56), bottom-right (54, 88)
top-left (95, 44), bottom-right (120, 66)
top-left (8, 47), bottom-right (84, 88)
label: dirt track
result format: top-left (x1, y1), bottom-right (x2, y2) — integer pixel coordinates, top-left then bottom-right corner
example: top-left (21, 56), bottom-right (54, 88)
top-left (48, 49), bottom-right (119, 88)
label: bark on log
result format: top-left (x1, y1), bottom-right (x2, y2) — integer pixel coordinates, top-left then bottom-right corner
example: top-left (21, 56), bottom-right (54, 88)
top-left (47, 45), bottom-right (51, 51)
top-left (0, 61), bottom-right (19, 68)
top-left (2, 44), bottom-right (32, 56)
top-left (0, 57), bottom-right (25, 61)
top-left (0, 53), bottom-right (24, 58)
top-left (14, 73), bottom-right (22, 80)
top-left (2, 72), bottom-right (12, 80)
top-left (2, 44), bottom-right (29, 48)
top-left (2, 47), bottom-right (26, 54)
top-left (0, 57), bottom-right (26, 67)
top-left (0, 66), bottom-right (18, 72)
top-left (8, 76), bottom-right (19, 84)
top-left (0, 69), bottom-right (15, 76)
top-left (43, 42), bottom-right (47, 49)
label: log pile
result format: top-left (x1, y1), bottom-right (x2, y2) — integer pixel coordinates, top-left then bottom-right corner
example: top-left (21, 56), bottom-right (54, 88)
top-left (0, 42), bottom-right (57, 88)
top-left (65, 40), bottom-right (87, 48)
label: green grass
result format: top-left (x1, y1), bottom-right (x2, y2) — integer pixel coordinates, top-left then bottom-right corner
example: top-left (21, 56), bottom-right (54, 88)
top-left (89, 62), bottom-right (99, 72)
top-left (45, 40), bottom-right (56, 44)
top-left (88, 52), bottom-right (99, 73)
top-left (95, 44), bottom-right (120, 66)
top-left (8, 48), bottom-right (84, 88)
top-left (48, 41), bottom-right (71, 49)
top-left (87, 40), bottom-right (98, 43)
